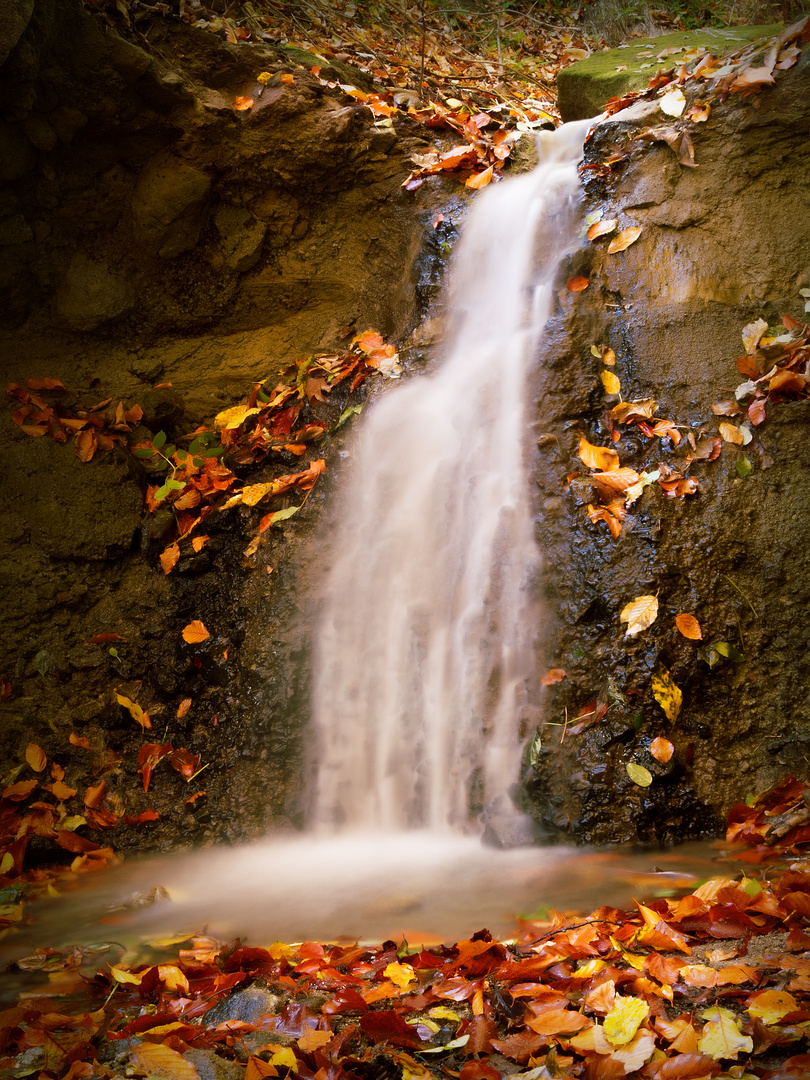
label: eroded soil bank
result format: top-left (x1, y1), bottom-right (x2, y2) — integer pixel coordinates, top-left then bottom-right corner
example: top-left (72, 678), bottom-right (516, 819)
top-left (1, 2), bottom-right (809, 863)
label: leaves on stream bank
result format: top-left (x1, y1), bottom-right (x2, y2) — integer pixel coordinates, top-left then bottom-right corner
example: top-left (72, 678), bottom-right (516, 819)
top-left (6, 776), bottom-right (810, 1079)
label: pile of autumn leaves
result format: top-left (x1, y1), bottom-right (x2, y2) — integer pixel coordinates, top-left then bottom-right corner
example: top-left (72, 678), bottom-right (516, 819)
top-left (4, 777), bottom-right (810, 1080)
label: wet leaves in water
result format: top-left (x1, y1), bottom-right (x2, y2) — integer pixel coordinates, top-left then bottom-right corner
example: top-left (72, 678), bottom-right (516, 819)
top-left (626, 762), bottom-right (653, 788)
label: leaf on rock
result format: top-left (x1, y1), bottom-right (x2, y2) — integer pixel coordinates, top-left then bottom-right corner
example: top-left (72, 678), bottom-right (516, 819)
top-left (601, 369), bottom-right (621, 395)
top-left (27, 377), bottom-right (66, 390)
top-left (160, 543), bottom-right (181, 575)
top-left (659, 87), bottom-right (686, 116)
top-left (620, 594), bottom-right (658, 637)
top-left (182, 620), bottom-right (210, 644)
top-left (711, 400), bottom-right (741, 416)
top-left (233, 95), bottom-right (254, 111)
top-left (578, 436), bottom-right (619, 472)
top-left (652, 665), bottom-right (682, 722)
top-left (566, 276), bottom-right (589, 292)
top-left (719, 422), bottom-right (744, 445)
top-left (214, 405), bottom-right (261, 431)
top-left (116, 690), bottom-right (151, 730)
top-left (742, 317), bottom-right (768, 354)
top-left (177, 698), bottom-right (192, 718)
top-left (607, 227), bottom-right (641, 254)
top-left (730, 65), bottom-right (776, 94)
top-left (650, 736), bottom-right (674, 763)
top-left (132, 1042), bottom-right (201, 1080)
top-left (587, 219), bottom-right (617, 241)
top-left (84, 780), bottom-right (107, 808)
top-left (626, 762), bottom-right (653, 787)
top-left (611, 398), bottom-right (657, 423)
top-left (25, 743), bottom-right (46, 772)
top-left (540, 668), bottom-right (566, 685)
top-left (676, 613), bottom-right (702, 640)
top-left (466, 165), bottom-right (493, 189)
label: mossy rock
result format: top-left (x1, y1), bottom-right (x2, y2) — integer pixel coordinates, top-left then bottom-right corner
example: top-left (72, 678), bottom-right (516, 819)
top-left (557, 24), bottom-right (783, 122)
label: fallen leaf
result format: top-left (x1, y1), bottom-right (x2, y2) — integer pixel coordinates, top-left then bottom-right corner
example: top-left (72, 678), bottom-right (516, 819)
top-left (603, 995), bottom-right (649, 1046)
top-left (214, 405), bottom-right (261, 431)
top-left (132, 1042), bottom-right (200, 1080)
top-left (719, 421), bottom-right (744, 445)
top-left (697, 1005), bottom-right (753, 1060)
top-left (747, 988), bottom-right (798, 1024)
top-left (607, 226), bottom-right (641, 254)
top-left (84, 780), bottom-right (107, 808)
top-left (160, 543), bottom-right (181, 575)
top-left (587, 219), bottom-right (617, 241)
top-left (649, 736), bottom-right (674, 763)
top-left (652, 665), bottom-right (682, 722)
top-left (711, 399), bottom-right (741, 416)
top-left (742, 317), bottom-right (768, 354)
top-left (676, 613), bottom-right (702, 640)
top-left (25, 743), bottom-right (47, 772)
top-left (466, 165), bottom-right (493, 189)
top-left (233, 95), bottom-right (254, 111)
top-left (540, 669), bottom-right (566, 685)
top-left (566, 276), bottom-right (589, 292)
top-left (177, 697), bottom-right (192, 718)
top-left (620, 594), bottom-right (659, 637)
top-left (27, 377), bottom-right (66, 390)
top-left (601, 369), bottom-right (621, 395)
top-left (116, 690), bottom-right (151, 730)
top-left (659, 87), bottom-right (686, 116)
top-left (729, 65), bottom-right (776, 94)
top-left (278, 73), bottom-right (295, 85)
top-left (578, 435), bottom-right (619, 472)
top-left (182, 620), bottom-right (210, 644)
top-left (69, 732), bottom-right (92, 749)
top-left (626, 762), bottom-right (653, 788)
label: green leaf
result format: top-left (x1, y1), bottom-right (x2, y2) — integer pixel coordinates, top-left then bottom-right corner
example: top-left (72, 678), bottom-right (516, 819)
top-left (269, 505), bottom-right (300, 524)
top-left (154, 478), bottom-right (187, 502)
top-left (736, 455), bottom-right (752, 477)
top-left (716, 641), bottom-right (745, 662)
top-left (626, 762), bottom-right (652, 787)
top-left (153, 430), bottom-right (167, 451)
top-left (163, 444), bottom-right (176, 459)
top-left (189, 437), bottom-right (202, 455)
top-left (197, 446), bottom-right (225, 458)
top-left (175, 449), bottom-right (187, 464)
top-left (133, 447), bottom-right (155, 459)
top-left (34, 650), bottom-right (52, 677)
top-left (335, 404), bottom-right (364, 430)
top-left (258, 389), bottom-right (270, 402)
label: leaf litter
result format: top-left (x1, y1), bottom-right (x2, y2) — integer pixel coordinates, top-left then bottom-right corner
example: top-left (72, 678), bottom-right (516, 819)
top-left (4, 777), bottom-right (810, 1077)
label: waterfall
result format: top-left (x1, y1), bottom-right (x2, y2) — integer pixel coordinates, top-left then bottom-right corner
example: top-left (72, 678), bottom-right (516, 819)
top-left (310, 118), bottom-right (594, 834)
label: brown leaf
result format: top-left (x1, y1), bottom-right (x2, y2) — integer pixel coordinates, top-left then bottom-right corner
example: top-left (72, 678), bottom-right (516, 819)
top-left (25, 743), bottom-right (47, 773)
top-left (84, 780), bottom-right (107, 808)
top-left (606, 226), bottom-right (641, 254)
top-left (69, 732), bottom-right (92, 750)
top-left (540, 669), bottom-right (566, 686)
top-left (465, 165), bottom-right (494, 190)
top-left (177, 697), bottom-right (192, 718)
top-left (75, 428), bottom-right (97, 463)
top-left (27, 377), bottom-right (66, 390)
top-left (182, 620), bottom-right (211, 644)
top-left (587, 219), bottom-right (617, 241)
top-left (650, 736), bottom-right (674, 764)
top-left (131, 1043), bottom-right (200, 1080)
top-left (566, 275), bottom-right (589, 292)
top-left (729, 65), bottom-right (776, 95)
top-left (2, 778), bottom-right (38, 801)
top-left (676, 613), bottom-right (702, 640)
top-left (711, 400), bottom-right (741, 416)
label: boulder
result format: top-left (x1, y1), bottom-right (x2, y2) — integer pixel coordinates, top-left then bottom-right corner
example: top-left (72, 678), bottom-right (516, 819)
top-left (0, 0), bottom-right (35, 67)
top-left (557, 25), bottom-right (783, 122)
top-left (131, 152), bottom-right (211, 259)
top-left (214, 204), bottom-right (267, 272)
top-left (55, 254), bottom-right (135, 331)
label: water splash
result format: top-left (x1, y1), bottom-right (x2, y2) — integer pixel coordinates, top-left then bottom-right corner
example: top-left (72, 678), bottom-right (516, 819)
top-left (311, 119), bottom-right (595, 833)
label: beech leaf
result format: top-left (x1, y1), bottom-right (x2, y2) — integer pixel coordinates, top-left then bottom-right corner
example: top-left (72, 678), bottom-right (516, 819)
top-left (620, 594), bottom-right (659, 637)
top-left (626, 762), bottom-right (653, 788)
top-left (132, 1042), bottom-right (201, 1080)
top-left (652, 665), bottom-right (682, 722)
top-left (578, 435), bottom-right (619, 472)
top-left (586, 218), bottom-right (617, 241)
top-left (649, 736), bottom-right (674, 763)
top-left (25, 743), bottom-right (46, 772)
top-left (182, 620), bottom-right (211, 644)
top-left (603, 995), bottom-right (649, 1046)
top-left (675, 613), bottom-right (702, 640)
top-left (601, 370), bottom-right (621, 395)
top-left (697, 1006), bottom-right (753, 1060)
top-left (607, 226), bottom-right (641, 254)
top-left (566, 275), bottom-right (589, 292)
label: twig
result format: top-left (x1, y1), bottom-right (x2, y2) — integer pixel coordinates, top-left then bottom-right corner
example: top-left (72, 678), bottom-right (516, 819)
top-left (723, 574), bottom-right (759, 619)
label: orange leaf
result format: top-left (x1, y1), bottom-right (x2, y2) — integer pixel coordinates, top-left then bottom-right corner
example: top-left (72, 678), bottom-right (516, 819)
top-left (69, 732), bottom-right (92, 750)
top-left (191, 535), bottom-right (209, 553)
top-left (650, 736), bottom-right (674, 764)
top-left (131, 1042), bottom-right (200, 1080)
top-left (675, 613), bottom-right (702, 640)
top-left (607, 226), bottom-right (642, 254)
top-left (75, 428), bottom-right (97, 463)
top-left (466, 165), bottom-right (494, 190)
top-left (177, 697), bottom-right (192, 718)
top-left (540, 669), bottom-right (566, 686)
top-left (233, 95), bottom-right (254, 111)
top-left (182, 620), bottom-right (210, 644)
top-left (84, 780), bottom-right (107, 808)
top-left (25, 743), bottom-right (47, 773)
top-left (27, 377), bottom-right (66, 390)
top-left (586, 218), bottom-right (617, 241)
top-left (566, 276), bottom-right (589, 292)
top-left (578, 435), bottom-right (619, 472)
top-left (278, 73), bottom-right (295, 85)
top-left (160, 543), bottom-right (180, 575)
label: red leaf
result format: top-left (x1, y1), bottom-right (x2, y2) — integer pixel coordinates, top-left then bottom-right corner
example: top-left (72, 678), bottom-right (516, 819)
top-left (360, 1011), bottom-right (422, 1048)
top-left (566, 276), bottom-right (589, 292)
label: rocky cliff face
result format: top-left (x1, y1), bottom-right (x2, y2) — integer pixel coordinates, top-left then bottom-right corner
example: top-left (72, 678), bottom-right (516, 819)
top-left (526, 37), bottom-right (810, 844)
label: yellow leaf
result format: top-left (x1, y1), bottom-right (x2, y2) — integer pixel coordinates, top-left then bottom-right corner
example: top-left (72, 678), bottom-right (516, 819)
top-left (384, 961), bottom-right (416, 988)
top-left (649, 736), bottom-right (674, 763)
top-left (182, 620), bottom-right (211, 644)
top-left (697, 1006), bottom-right (753, 1060)
top-left (110, 963), bottom-right (144, 985)
top-left (0, 852), bottom-right (14, 874)
top-left (270, 1048), bottom-right (298, 1072)
top-left (676, 613), bottom-right (702, 640)
top-left (626, 762), bottom-right (653, 787)
top-left (115, 691), bottom-right (149, 729)
top-left (213, 404), bottom-right (261, 431)
top-left (651, 665), bottom-right (682, 722)
top-left (747, 989), bottom-right (798, 1024)
top-left (620, 594), bottom-right (659, 637)
top-left (601, 369), bottom-right (621, 396)
top-left (25, 743), bottom-right (46, 772)
top-left (609, 1028), bottom-right (657, 1072)
top-left (278, 73), bottom-right (296, 85)
top-left (256, 71), bottom-right (272, 84)
top-left (158, 964), bottom-right (190, 993)
top-left (659, 87), bottom-right (686, 116)
top-left (607, 226), bottom-right (642, 254)
top-left (578, 435), bottom-right (620, 472)
top-left (742, 317), bottom-right (768, 354)
top-left (132, 1042), bottom-right (201, 1080)
top-left (719, 421), bottom-right (744, 445)
top-left (603, 996), bottom-right (649, 1046)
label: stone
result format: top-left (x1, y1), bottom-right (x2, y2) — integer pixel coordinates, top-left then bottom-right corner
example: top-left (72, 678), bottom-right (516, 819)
top-left (48, 106), bottom-right (87, 145)
top-left (105, 31), bottom-right (152, 82)
top-left (184, 1050), bottom-right (243, 1080)
top-left (0, 0), bottom-right (34, 66)
top-left (131, 152), bottom-right (211, 259)
top-left (0, 119), bottom-right (36, 180)
top-left (214, 205), bottom-right (267, 272)
top-left (23, 114), bottom-right (57, 152)
top-left (557, 24), bottom-right (784, 122)
top-left (55, 254), bottom-right (135, 331)
top-left (202, 987), bottom-right (279, 1026)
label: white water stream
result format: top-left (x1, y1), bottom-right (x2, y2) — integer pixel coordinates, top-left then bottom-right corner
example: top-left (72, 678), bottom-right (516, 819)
top-left (4, 121), bottom-right (723, 969)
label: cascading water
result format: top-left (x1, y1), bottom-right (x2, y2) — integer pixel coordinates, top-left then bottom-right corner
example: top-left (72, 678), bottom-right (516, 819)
top-left (311, 117), bottom-right (596, 835)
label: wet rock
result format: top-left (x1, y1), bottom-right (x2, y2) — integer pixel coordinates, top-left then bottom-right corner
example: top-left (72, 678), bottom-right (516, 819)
top-left (137, 387), bottom-right (185, 433)
top-left (214, 205), bottom-right (267, 273)
top-left (0, 119), bottom-right (36, 180)
top-left (55, 254), bottom-right (135, 331)
top-left (184, 1049), bottom-right (243, 1080)
top-left (131, 152), bottom-right (211, 259)
top-left (203, 986), bottom-right (280, 1026)
top-left (0, 0), bottom-right (34, 67)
